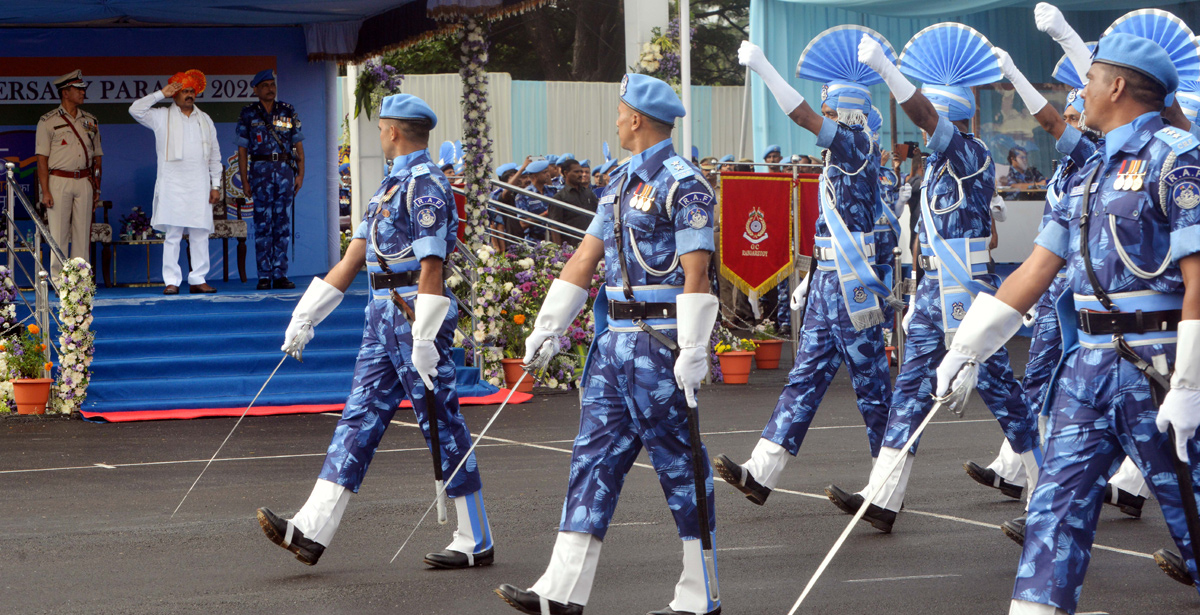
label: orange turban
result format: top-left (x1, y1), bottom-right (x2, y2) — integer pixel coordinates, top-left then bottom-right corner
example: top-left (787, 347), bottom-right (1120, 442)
top-left (168, 69), bottom-right (207, 95)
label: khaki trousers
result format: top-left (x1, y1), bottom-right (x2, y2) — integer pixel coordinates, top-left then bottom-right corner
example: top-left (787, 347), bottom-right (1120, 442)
top-left (46, 175), bottom-right (93, 279)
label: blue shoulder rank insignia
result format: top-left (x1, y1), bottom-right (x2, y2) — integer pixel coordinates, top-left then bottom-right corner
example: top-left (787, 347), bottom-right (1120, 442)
top-left (1154, 126), bottom-right (1200, 156)
top-left (664, 156), bottom-right (694, 181)
top-left (1163, 165), bottom-right (1200, 210)
top-left (411, 163), bottom-right (430, 177)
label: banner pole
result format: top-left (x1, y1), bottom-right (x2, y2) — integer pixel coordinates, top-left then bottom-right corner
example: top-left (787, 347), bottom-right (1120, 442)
top-left (791, 166), bottom-right (800, 349)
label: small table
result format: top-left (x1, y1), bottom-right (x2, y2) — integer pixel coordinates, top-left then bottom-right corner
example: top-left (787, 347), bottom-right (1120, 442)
top-left (109, 238), bottom-right (166, 287)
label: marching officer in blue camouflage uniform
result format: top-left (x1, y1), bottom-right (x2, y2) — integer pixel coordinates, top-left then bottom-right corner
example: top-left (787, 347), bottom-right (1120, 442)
top-left (933, 27), bottom-right (1200, 613)
top-left (711, 30), bottom-right (898, 509)
top-left (236, 69), bottom-right (304, 290)
top-left (496, 73), bottom-right (721, 615)
top-left (824, 23), bottom-right (1042, 533)
top-left (869, 105), bottom-right (906, 329)
top-left (256, 94), bottom-right (495, 571)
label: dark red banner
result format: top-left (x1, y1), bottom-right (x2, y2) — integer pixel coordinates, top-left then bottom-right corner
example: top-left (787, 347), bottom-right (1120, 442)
top-left (719, 172), bottom-right (796, 295)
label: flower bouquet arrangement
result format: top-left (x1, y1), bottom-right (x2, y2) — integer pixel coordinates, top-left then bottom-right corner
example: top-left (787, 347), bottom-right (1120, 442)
top-left (119, 207), bottom-right (157, 240)
top-left (3, 324), bottom-right (51, 380)
top-left (354, 57), bottom-right (405, 119)
top-left (52, 258), bottom-right (95, 414)
top-left (714, 338), bottom-right (756, 354)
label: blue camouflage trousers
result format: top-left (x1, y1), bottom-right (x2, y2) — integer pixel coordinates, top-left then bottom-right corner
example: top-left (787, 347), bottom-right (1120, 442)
top-left (1015, 343), bottom-right (1200, 611)
top-left (1021, 277), bottom-right (1068, 415)
top-left (776, 278), bottom-right (791, 328)
top-left (318, 296), bottom-right (482, 496)
top-left (885, 275), bottom-right (1037, 454)
top-left (250, 161), bottom-right (294, 281)
top-left (761, 269), bottom-right (890, 458)
top-left (561, 328), bottom-right (716, 541)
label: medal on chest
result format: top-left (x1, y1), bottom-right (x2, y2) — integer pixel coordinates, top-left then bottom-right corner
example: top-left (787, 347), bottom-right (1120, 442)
top-left (1114, 161), bottom-right (1129, 191)
top-left (629, 182), bottom-right (656, 212)
top-left (1130, 160), bottom-right (1146, 191)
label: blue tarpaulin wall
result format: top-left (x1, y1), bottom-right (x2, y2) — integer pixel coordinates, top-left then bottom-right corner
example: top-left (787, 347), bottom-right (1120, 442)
top-left (748, 0), bottom-right (1200, 164)
top-left (0, 26), bottom-right (332, 283)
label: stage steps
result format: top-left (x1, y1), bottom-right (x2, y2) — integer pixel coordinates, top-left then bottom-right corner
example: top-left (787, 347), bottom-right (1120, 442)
top-left (73, 273), bottom-right (489, 415)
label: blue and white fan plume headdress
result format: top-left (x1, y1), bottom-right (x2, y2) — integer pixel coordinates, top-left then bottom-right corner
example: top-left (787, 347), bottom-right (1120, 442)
top-left (1104, 9), bottom-right (1200, 85)
top-left (797, 25), bottom-right (895, 114)
top-left (1179, 79), bottom-right (1200, 122)
top-left (1052, 43), bottom-right (1096, 113)
top-left (437, 141), bottom-right (456, 167)
top-left (899, 23), bottom-right (1003, 121)
top-left (867, 105), bottom-right (883, 139)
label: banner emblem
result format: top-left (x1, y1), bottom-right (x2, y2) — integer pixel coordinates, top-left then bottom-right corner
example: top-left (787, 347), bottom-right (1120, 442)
top-left (743, 207), bottom-right (768, 244)
top-left (853, 287), bottom-right (867, 303)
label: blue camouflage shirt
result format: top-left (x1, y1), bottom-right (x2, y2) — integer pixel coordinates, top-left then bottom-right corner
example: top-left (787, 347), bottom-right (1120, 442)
top-left (917, 116), bottom-right (996, 246)
top-left (586, 138), bottom-right (715, 289)
top-left (1037, 112), bottom-right (1200, 297)
top-left (814, 118), bottom-right (879, 237)
top-left (234, 100), bottom-right (303, 156)
top-left (516, 183), bottom-right (552, 242)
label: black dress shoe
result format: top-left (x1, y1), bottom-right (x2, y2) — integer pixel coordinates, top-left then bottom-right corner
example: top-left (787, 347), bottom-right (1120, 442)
top-left (495, 584), bottom-right (583, 615)
top-left (257, 279), bottom-right (272, 290)
top-left (163, 285), bottom-right (179, 295)
top-left (713, 454), bottom-right (770, 505)
top-left (1103, 483), bottom-right (1146, 518)
top-left (1154, 549), bottom-right (1196, 586)
top-left (963, 461), bottom-right (1024, 500)
top-left (1001, 515), bottom-right (1026, 546)
top-left (256, 507), bottom-right (325, 566)
top-left (824, 484), bottom-right (896, 533)
top-left (189, 283), bottom-right (217, 294)
top-left (424, 547), bottom-right (494, 569)
top-left (273, 277), bottom-right (296, 289)
top-left (647, 607), bottom-right (721, 615)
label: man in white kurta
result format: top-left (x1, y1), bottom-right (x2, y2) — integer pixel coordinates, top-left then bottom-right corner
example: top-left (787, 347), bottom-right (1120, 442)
top-left (129, 77), bottom-right (221, 294)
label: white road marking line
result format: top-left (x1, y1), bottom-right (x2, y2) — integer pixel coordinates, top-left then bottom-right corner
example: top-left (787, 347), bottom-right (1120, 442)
top-left (845, 574), bottom-right (961, 583)
top-left (0, 444), bottom-right (509, 475)
top-left (610, 521), bottom-right (658, 526)
top-left (701, 419), bottom-right (996, 438)
top-left (717, 545), bottom-right (784, 552)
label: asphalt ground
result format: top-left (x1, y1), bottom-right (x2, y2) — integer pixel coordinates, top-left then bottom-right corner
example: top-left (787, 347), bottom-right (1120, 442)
top-left (2, 337), bottom-right (1197, 615)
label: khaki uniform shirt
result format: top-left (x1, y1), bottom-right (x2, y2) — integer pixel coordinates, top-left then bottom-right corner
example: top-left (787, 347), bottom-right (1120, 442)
top-left (35, 105), bottom-right (102, 172)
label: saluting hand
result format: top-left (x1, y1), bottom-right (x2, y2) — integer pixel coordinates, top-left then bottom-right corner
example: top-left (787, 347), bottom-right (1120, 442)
top-left (162, 82), bottom-right (183, 97)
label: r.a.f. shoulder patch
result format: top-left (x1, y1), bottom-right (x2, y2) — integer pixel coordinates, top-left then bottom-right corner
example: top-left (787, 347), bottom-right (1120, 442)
top-left (1164, 165), bottom-right (1200, 210)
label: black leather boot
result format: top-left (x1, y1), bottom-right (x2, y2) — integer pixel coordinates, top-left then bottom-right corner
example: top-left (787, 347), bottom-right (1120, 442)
top-left (963, 461), bottom-right (1024, 499)
top-left (713, 454), bottom-right (770, 505)
top-left (256, 507), bottom-right (324, 566)
top-left (495, 584), bottom-right (583, 615)
top-left (824, 484), bottom-right (896, 533)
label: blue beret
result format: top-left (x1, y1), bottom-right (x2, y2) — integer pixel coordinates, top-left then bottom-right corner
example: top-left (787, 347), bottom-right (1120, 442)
top-left (546, 155), bottom-right (559, 165)
top-left (1094, 32), bottom-right (1179, 94)
top-left (558, 153), bottom-right (576, 164)
top-left (524, 160), bottom-right (550, 175)
top-left (691, 145), bottom-right (700, 160)
top-left (762, 144), bottom-right (781, 160)
top-left (719, 155), bottom-right (734, 163)
top-left (251, 69), bottom-right (276, 88)
top-left (496, 163), bottom-right (518, 176)
top-left (620, 73), bottom-right (686, 124)
top-left (579, 159), bottom-right (591, 168)
top-left (379, 93), bottom-right (438, 129)
top-left (1066, 88), bottom-right (1085, 113)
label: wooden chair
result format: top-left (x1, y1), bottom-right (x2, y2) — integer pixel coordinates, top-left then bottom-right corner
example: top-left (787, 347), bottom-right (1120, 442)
top-left (90, 200), bottom-right (113, 288)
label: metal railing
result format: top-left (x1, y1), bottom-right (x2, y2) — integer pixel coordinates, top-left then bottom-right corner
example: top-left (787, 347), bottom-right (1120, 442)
top-left (5, 162), bottom-right (67, 375)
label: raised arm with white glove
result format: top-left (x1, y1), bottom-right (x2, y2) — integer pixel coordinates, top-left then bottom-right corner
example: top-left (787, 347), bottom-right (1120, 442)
top-left (1035, 3), bottom-right (1091, 84)
top-left (675, 293), bottom-right (720, 409)
top-left (737, 41), bottom-right (804, 116)
top-left (934, 293), bottom-right (1024, 396)
top-left (858, 34), bottom-right (916, 104)
top-left (523, 279), bottom-right (590, 369)
top-left (411, 293), bottom-right (452, 389)
top-left (283, 277), bottom-right (344, 359)
top-left (1156, 321), bottom-right (1200, 462)
top-left (995, 48), bottom-right (1048, 116)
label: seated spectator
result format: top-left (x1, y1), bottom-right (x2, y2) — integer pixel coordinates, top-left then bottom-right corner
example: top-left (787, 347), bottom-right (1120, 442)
top-left (1003, 146), bottom-right (1045, 186)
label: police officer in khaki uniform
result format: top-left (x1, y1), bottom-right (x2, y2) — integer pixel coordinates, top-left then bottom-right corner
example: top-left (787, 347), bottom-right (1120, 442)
top-left (35, 70), bottom-right (102, 279)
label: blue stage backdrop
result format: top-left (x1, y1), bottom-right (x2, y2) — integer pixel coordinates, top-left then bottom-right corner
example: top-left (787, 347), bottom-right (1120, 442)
top-left (0, 27), bottom-right (332, 283)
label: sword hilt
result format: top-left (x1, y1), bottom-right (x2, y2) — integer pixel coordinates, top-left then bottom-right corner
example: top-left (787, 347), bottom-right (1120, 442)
top-left (932, 360), bottom-right (977, 418)
top-left (283, 322), bottom-right (314, 362)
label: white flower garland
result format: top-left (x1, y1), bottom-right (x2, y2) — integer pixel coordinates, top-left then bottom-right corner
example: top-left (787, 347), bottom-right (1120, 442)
top-left (457, 16), bottom-right (493, 251)
top-left (51, 258), bottom-right (95, 415)
top-left (0, 266), bottom-right (16, 412)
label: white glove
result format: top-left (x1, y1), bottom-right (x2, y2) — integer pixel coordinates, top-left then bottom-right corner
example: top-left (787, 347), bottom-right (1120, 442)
top-left (674, 293), bottom-right (719, 409)
top-left (894, 183), bottom-right (912, 216)
top-left (411, 293), bottom-right (451, 389)
top-left (935, 293), bottom-right (1023, 396)
top-left (858, 34), bottom-right (915, 103)
top-left (1156, 320), bottom-right (1200, 462)
top-left (994, 48), bottom-right (1048, 115)
top-left (991, 193), bottom-right (1008, 222)
top-left (738, 41), bottom-right (805, 116)
top-left (790, 273), bottom-right (812, 312)
top-left (1035, 2), bottom-right (1091, 85)
top-left (283, 277), bottom-right (344, 358)
top-left (902, 303), bottom-right (916, 335)
top-left (523, 279), bottom-right (589, 368)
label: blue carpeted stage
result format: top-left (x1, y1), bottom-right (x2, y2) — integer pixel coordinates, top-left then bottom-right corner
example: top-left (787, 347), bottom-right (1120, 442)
top-left (72, 271), bottom-right (515, 422)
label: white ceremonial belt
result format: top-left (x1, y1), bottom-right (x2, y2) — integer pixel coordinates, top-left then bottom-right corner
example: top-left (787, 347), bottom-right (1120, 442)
top-left (813, 244), bottom-right (875, 262)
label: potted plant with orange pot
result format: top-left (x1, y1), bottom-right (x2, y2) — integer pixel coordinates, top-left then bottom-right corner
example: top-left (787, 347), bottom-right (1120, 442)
top-left (5, 324), bottom-right (54, 415)
top-left (714, 337), bottom-right (757, 384)
top-left (751, 321), bottom-right (785, 370)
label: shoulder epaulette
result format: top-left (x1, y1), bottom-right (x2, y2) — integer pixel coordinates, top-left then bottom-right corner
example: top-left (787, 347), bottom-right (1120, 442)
top-left (38, 109), bottom-right (59, 123)
top-left (664, 155), bottom-right (695, 182)
top-left (1154, 126), bottom-right (1200, 156)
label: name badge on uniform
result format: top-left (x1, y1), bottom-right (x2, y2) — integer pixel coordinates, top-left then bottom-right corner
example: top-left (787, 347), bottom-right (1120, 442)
top-left (599, 194), bottom-right (616, 206)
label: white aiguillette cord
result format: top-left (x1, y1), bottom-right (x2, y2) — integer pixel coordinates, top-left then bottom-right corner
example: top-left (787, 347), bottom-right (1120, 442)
top-left (170, 325), bottom-right (308, 517)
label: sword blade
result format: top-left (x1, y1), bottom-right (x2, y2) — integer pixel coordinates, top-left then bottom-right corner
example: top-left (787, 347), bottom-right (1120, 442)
top-left (171, 352), bottom-right (290, 517)
top-left (390, 370), bottom-right (530, 563)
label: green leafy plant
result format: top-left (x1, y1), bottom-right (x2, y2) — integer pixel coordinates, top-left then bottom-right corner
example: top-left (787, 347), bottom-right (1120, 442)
top-left (4, 324), bottom-right (51, 380)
